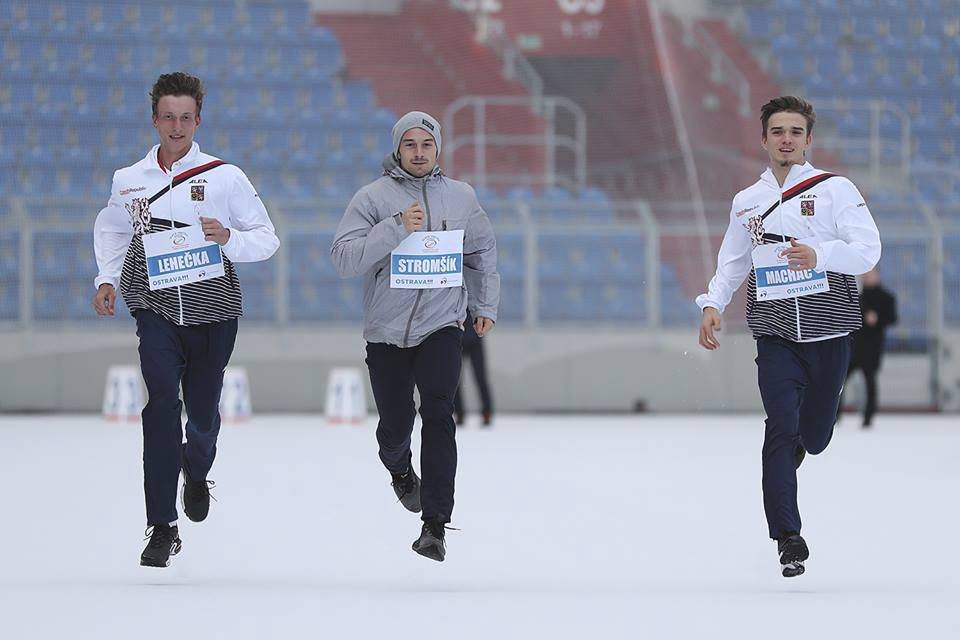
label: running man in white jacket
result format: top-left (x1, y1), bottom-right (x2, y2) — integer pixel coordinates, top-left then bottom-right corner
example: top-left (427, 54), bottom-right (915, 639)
top-left (92, 72), bottom-right (279, 568)
top-left (696, 96), bottom-right (881, 578)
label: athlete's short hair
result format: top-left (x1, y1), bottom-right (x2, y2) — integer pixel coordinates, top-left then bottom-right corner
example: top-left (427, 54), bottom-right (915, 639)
top-left (150, 72), bottom-right (205, 117)
top-left (760, 96), bottom-right (815, 137)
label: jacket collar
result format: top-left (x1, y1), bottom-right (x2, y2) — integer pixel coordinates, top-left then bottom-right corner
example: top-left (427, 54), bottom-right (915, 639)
top-left (382, 152), bottom-right (443, 183)
top-left (760, 161), bottom-right (819, 191)
top-left (145, 142), bottom-right (202, 173)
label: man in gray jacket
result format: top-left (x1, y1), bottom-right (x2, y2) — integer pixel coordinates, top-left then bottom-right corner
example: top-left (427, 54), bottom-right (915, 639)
top-left (331, 111), bottom-right (499, 562)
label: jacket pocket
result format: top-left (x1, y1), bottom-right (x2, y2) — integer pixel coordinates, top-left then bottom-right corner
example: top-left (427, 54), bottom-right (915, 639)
top-left (442, 216), bottom-right (469, 232)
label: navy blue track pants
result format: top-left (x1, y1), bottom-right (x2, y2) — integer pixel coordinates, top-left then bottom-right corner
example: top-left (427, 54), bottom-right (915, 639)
top-left (136, 309), bottom-right (238, 525)
top-left (756, 334), bottom-right (851, 540)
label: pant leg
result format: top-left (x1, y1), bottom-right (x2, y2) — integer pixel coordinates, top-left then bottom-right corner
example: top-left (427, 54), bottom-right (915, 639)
top-left (862, 365), bottom-right (878, 425)
top-left (366, 342), bottom-right (417, 475)
top-left (136, 310), bottom-right (187, 526)
top-left (412, 327), bottom-right (463, 521)
top-left (756, 336), bottom-right (809, 540)
top-left (798, 336), bottom-right (851, 454)
top-left (181, 318), bottom-right (238, 480)
top-left (453, 355), bottom-right (466, 418)
top-left (469, 341), bottom-right (493, 415)
top-left (837, 349), bottom-right (857, 420)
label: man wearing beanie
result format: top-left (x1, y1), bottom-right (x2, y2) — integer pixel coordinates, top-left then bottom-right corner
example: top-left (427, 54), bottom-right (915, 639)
top-left (331, 111), bottom-right (500, 561)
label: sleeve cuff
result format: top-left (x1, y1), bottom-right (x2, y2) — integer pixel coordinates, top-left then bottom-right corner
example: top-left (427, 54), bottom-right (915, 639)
top-left (94, 275), bottom-right (118, 290)
top-left (220, 228), bottom-right (239, 260)
top-left (695, 294), bottom-right (722, 313)
top-left (812, 245), bottom-right (827, 273)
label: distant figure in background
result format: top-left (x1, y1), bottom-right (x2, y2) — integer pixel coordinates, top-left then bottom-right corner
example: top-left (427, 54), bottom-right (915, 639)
top-left (842, 268), bottom-right (898, 428)
top-left (454, 311), bottom-right (494, 427)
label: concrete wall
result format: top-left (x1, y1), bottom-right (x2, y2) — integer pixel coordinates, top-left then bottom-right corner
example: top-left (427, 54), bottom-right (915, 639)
top-left (0, 327), bottom-right (945, 413)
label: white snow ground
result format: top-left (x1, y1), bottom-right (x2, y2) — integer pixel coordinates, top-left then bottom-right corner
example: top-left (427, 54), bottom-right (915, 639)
top-left (0, 413), bottom-right (957, 640)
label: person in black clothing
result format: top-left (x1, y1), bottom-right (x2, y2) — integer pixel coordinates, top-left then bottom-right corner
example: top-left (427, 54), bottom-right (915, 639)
top-left (842, 268), bottom-right (897, 428)
top-left (454, 312), bottom-right (494, 427)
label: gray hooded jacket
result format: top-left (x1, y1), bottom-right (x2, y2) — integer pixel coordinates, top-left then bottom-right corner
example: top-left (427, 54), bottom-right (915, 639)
top-left (331, 157), bottom-right (500, 348)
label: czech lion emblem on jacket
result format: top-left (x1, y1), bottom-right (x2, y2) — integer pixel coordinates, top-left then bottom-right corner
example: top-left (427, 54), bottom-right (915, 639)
top-left (746, 214), bottom-right (765, 247)
top-left (125, 197), bottom-right (152, 235)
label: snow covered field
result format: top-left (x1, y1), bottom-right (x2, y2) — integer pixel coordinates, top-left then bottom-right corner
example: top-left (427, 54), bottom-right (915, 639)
top-left (1, 414), bottom-right (957, 640)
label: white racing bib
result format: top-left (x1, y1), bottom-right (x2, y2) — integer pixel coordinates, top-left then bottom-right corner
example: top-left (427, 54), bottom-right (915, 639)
top-left (390, 230), bottom-right (464, 289)
top-left (752, 239), bottom-right (829, 301)
top-left (142, 225), bottom-right (225, 291)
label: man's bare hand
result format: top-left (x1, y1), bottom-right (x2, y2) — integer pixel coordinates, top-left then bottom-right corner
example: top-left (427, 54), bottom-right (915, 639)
top-left (401, 201), bottom-right (425, 232)
top-left (781, 239), bottom-right (817, 271)
top-left (93, 283), bottom-right (116, 317)
top-left (699, 306), bottom-right (722, 350)
top-left (474, 316), bottom-right (495, 337)
top-left (200, 216), bottom-right (230, 245)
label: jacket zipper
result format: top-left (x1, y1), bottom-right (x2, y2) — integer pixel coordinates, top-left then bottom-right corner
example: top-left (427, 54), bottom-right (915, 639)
top-left (776, 182), bottom-right (803, 341)
top-left (167, 161), bottom-right (184, 326)
top-left (401, 180), bottom-right (432, 347)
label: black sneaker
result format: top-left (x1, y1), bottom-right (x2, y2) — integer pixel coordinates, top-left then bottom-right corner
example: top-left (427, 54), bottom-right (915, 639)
top-left (181, 445), bottom-right (215, 523)
top-left (412, 517), bottom-right (449, 562)
top-left (794, 443), bottom-right (806, 469)
top-left (391, 465), bottom-right (422, 513)
top-left (778, 534), bottom-right (810, 578)
top-left (140, 524), bottom-right (181, 568)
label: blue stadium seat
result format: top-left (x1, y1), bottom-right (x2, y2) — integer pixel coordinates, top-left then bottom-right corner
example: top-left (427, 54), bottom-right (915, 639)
top-left (803, 73), bottom-right (832, 96)
top-left (289, 280), bottom-right (363, 322)
top-left (506, 186), bottom-right (535, 202)
top-left (287, 235), bottom-right (339, 279)
top-left (473, 186), bottom-right (499, 203)
top-left (910, 111), bottom-right (940, 138)
top-left (310, 82), bottom-right (337, 112)
top-left (909, 34), bottom-right (942, 56)
top-left (371, 107), bottom-right (398, 128)
top-left (482, 196), bottom-right (518, 226)
top-left (238, 284), bottom-right (277, 322)
top-left (872, 72), bottom-right (906, 95)
top-left (837, 112), bottom-right (869, 137)
top-left (0, 279), bottom-right (19, 321)
top-left (307, 25), bottom-right (341, 46)
top-left (846, 52), bottom-right (874, 78)
top-left (538, 282), bottom-right (590, 322)
top-left (537, 234), bottom-right (594, 279)
top-left (660, 265), bottom-right (698, 325)
top-left (344, 81), bottom-right (375, 110)
top-left (745, 10), bottom-right (771, 35)
top-left (495, 278), bottom-right (524, 323)
top-left (495, 233), bottom-right (524, 280)
top-left (0, 231), bottom-right (20, 279)
top-left (9, 1), bottom-right (47, 37)
top-left (602, 236), bottom-right (647, 279)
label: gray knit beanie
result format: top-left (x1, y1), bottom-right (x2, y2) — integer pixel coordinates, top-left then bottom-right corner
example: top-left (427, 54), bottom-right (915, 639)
top-left (392, 111), bottom-right (442, 157)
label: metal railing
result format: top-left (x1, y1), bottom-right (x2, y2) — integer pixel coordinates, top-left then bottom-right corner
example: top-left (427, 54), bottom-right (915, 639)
top-left (2, 195), bottom-right (953, 332)
top-left (443, 94), bottom-right (588, 191)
